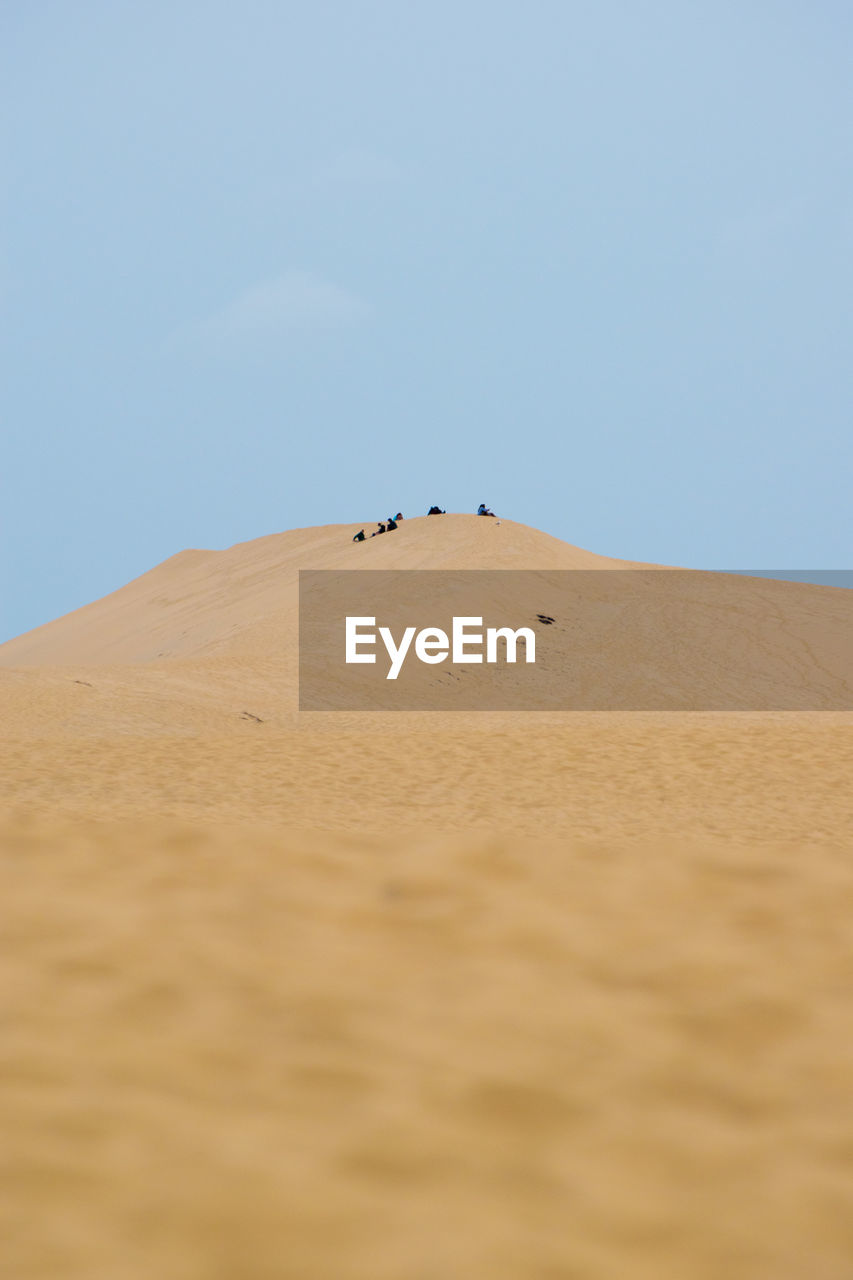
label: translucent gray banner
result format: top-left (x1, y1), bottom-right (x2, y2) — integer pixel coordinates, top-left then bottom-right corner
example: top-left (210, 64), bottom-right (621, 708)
top-left (298, 570), bottom-right (853, 711)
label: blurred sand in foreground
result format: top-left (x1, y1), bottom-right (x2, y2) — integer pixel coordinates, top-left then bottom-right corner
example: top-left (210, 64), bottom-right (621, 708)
top-left (2, 518), bottom-right (853, 1278)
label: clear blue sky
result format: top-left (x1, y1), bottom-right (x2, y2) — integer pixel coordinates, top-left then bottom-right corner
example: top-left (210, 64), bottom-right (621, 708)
top-left (2, 1), bottom-right (851, 641)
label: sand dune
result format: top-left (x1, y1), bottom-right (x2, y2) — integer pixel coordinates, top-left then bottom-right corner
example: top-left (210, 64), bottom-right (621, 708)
top-left (2, 517), bottom-right (853, 1278)
top-left (3, 516), bottom-right (850, 715)
top-left (0, 517), bottom-right (636, 667)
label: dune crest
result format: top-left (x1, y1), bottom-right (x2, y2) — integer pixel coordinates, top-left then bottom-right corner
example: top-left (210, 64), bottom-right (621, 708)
top-left (1, 516), bottom-right (640, 667)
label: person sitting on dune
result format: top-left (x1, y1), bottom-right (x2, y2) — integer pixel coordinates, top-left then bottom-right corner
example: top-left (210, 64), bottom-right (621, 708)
top-left (352, 529), bottom-right (365, 542)
top-left (477, 503), bottom-right (496, 517)
top-left (427, 505), bottom-right (445, 515)
top-left (386, 516), bottom-right (398, 531)
top-left (370, 523), bottom-right (386, 537)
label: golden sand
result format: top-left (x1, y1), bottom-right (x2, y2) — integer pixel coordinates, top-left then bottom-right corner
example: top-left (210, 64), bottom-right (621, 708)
top-left (2, 517), bottom-right (852, 1278)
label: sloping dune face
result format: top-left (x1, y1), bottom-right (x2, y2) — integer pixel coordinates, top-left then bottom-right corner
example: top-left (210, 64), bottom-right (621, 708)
top-left (2, 518), bottom-right (853, 1280)
top-left (0, 516), bottom-right (634, 667)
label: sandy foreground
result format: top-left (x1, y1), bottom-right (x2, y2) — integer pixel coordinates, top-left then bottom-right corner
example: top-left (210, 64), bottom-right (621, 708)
top-left (2, 517), bottom-right (853, 1279)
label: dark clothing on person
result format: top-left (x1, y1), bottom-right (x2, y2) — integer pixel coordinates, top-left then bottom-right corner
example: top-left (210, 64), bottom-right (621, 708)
top-left (353, 529), bottom-right (365, 542)
top-left (427, 505), bottom-right (445, 515)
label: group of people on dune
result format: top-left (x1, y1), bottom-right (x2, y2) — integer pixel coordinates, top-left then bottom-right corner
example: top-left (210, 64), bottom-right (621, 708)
top-left (352, 513), bottom-right (403, 542)
top-left (352, 503), bottom-right (497, 542)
